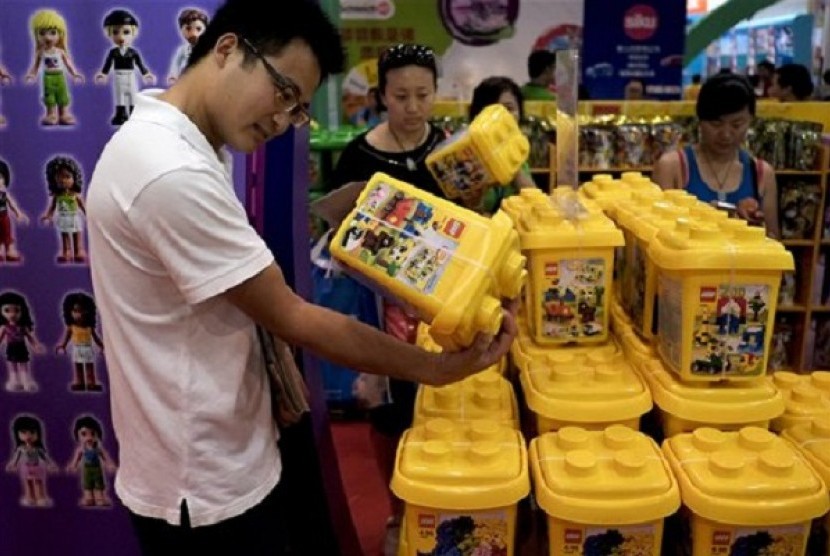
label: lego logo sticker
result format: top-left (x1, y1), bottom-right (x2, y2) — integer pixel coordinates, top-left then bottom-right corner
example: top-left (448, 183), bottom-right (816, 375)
top-left (564, 529), bottom-right (583, 543)
top-left (624, 4), bottom-right (658, 41)
top-left (418, 513), bottom-right (436, 529)
top-left (545, 263), bottom-right (559, 275)
top-left (340, 0), bottom-right (395, 20)
top-left (712, 531), bottom-right (731, 545)
top-left (700, 287), bottom-right (717, 302)
top-left (443, 219), bottom-right (466, 239)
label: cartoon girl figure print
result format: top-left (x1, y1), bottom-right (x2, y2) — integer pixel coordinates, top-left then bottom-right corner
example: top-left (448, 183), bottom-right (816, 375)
top-left (24, 9), bottom-right (84, 126)
top-left (57, 292), bottom-right (104, 392)
top-left (41, 155), bottom-right (87, 263)
top-left (66, 415), bottom-right (117, 507)
top-left (5, 415), bottom-right (58, 507)
top-left (0, 158), bottom-right (30, 263)
top-left (0, 291), bottom-right (44, 392)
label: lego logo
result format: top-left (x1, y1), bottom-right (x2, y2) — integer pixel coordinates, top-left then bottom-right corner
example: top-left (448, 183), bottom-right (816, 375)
top-left (712, 531), bottom-right (731, 545)
top-left (443, 219), bottom-right (465, 239)
top-left (700, 287), bottom-right (717, 302)
top-left (564, 529), bottom-right (583, 543)
top-left (624, 5), bottom-right (658, 41)
top-left (418, 514), bottom-right (435, 528)
top-left (545, 263), bottom-right (558, 275)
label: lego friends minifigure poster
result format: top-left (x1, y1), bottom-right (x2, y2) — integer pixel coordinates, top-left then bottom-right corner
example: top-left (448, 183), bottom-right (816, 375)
top-left (0, 2), bottom-right (225, 555)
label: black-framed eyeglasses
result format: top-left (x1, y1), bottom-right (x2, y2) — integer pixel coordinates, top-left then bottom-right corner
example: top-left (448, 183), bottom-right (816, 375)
top-left (241, 37), bottom-right (310, 128)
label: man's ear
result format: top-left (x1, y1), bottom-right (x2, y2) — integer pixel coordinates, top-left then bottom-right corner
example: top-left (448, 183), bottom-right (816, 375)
top-left (213, 33), bottom-right (239, 68)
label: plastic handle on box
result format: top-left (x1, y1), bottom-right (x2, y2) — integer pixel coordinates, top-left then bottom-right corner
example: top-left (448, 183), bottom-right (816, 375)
top-left (475, 296), bottom-right (503, 336)
top-left (499, 251), bottom-right (526, 299)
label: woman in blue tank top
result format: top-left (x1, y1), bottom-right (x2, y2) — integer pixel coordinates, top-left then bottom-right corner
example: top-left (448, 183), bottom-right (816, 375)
top-left (653, 74), bottom-right (780, 238)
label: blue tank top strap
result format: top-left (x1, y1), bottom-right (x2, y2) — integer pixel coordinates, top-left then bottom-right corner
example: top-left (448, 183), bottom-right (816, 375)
top-left (684, 146), bottom-right (756, 205)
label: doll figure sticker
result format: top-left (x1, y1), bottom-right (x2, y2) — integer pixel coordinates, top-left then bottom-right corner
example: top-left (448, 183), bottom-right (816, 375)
top-left (95, 9), bottom-right (156, 126)
top-left (5, 415), bottom-right (58, 508)
top-left (24, 9), bottom-right (84, 126)
top-left (58, 292), bottom-right (104, 392)
top-left (0, 56), bottom-right (11, 127)
top-left (0, 291), bottom-right (45, 392)
top-left (41, 155), bottom-right (87, 264)
top-left (66, 415), bottom-right (117, 507)
top-left (167, 7), bottom-right (209, 84)
top-left (0, 158), bottom-right (30, 263)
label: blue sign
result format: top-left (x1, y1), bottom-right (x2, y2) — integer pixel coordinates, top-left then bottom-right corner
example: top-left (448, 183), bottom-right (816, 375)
top-left (581, 0), bottom-right (687, 100)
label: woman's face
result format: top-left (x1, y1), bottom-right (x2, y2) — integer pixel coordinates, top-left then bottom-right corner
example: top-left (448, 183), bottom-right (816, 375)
top-left (699, 108), bottom-right (752, 157)
top-left (381, 65), bottom-right (436, 134)
top-left (497, 90), bottom-right (521, 121)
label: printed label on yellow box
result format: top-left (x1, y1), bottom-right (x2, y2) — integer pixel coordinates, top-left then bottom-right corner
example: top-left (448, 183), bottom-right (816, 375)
top-left (414, 510), bottom-right (509, 555)
top-left (712, 525), bottom-right (805, 555)
top-left (337, 181), bottom-right (465, 295)
top-left (427, 132), bottom-right (495, 197)
top-left (540, 258), bottom-right (607, 340)
top-left (658, 275), bottom-right (683, 368)
top-left (624, 241), bottom-right (648, 333)
top-left (562, 525), bottom-right (656, 555)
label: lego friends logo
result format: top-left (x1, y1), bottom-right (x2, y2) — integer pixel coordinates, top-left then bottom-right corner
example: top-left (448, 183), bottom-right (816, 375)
top-left (340, 0), bottom-right (395, 20)
top-left (443, 219), bottom-right (466, 239)
top-left (545, 263), bottom-right (559, 275)
top-left (623, 4), bottom-right (658, 41)
top-left (418, 514), bottom-right (436, 529)
top-left (564, 529), bottom-right (583, 543)
top-left (700, 287), bottom-right (717, 302)
top-left (712, 531), bottom-right (731, 545)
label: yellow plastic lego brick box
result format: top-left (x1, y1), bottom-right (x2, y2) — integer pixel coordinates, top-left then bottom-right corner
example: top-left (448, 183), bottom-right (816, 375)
top-left (663, 427), bottom-right (829, 556)
top-left (329, 172), bottom-right (526, 350)
top-left (530, 426), bottom-right (680, 556)
top-left (426, 103), bottom-right (529, 202)
top-left (391, 418), bottom-right (529, 556)
top-left (771, 371), bottom-right (830, 432)
top-left (649, 221), bottom-right (793, 381)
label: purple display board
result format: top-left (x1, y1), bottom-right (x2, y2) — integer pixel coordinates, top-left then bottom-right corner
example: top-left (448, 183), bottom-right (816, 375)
top-left (0, 2), bottom-right (237, 554)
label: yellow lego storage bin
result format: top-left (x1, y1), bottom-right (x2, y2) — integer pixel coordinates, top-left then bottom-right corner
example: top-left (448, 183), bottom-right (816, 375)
top-left (663, 427), bottom-right (829, 556)
top-left (508, 190), bottom-right (624, 345)
top-left (649, 222), bottom-right (794, 381)
top-left (609, 296), bottom-right (660, 375)
top-left (413, 369), bottom-right (519, 428)
top-left (330, 172), bottom-right (526, 350)
top-left (782, 418), bottom-right (830, 556)
top-left (391, 418), bottom-right (529, 556)
top-left (640, 358), bottom-right (784, 437)
top-left (578, 173), bottom-right (662, 221)
top-left (771, 372), bottom-right (830, 432)
top-left (516, 344), bottom-right (651, 434)
top-left (530, 426), bottom-right (680, 556)
top-left (426, 104), bottom-right (529, 201)
top-left (416, 322), bottom-right (508, 375)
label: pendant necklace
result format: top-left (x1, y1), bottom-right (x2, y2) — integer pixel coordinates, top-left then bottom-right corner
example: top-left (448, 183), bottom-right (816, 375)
top-left (388, 124), bottom-right (426, 172)
top-left (699, 147), bottom-right (735, 202)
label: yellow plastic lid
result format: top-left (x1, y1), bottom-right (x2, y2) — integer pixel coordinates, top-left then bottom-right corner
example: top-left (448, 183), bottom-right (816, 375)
top-left (530, 426), bottom-right (680, 524)
top-left (413, 369), bottom-right (519, 427)
top-left (781, 418), bottom-right (830, 486)
top-left (516, 205), bottom-right (624, 250)
top-left (579, 179), bottom-right (631, 211)
top-left (641, 359), bottom-right (784, 424)
top-left (648, 222), bottom-right (794, 271)
top-left (468, 104), bottom-right (531, 185)
top-left (663, 427), bottom-right (829, 525)
top-left (517, 349), bottom-right (652, 423)
top-left (391, 418), bottom-right (530, 509)
top-left (618, 201), bottom-right (689, 244)
top-left (512, 313), bottom-right (623, 369)
top-left (772, 372), bottom-right (830, 430)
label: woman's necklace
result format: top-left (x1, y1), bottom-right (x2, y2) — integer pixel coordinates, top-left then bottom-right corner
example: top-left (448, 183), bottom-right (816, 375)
top-left (388, 123), bottom-right (427, 171)
top-left (699, 146), bottom-right (736, 202)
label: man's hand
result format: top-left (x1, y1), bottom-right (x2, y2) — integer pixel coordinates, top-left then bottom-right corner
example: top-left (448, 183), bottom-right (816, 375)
top-left (427, 298), bottom-right (519, 386)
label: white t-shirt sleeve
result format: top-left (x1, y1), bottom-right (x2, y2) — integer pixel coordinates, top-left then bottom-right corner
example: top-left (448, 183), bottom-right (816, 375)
top-left (129, 165), bottom-right (274, 305)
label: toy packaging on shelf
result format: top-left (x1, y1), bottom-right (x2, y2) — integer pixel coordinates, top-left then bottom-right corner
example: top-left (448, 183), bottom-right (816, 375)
top-left (426, 103), bottom-right (529, 202)
top-left (391, 418), bottom-right (529, 556)
top-left (329, 172), bottom-right (526, 350)
top-left (529, 426), bottom-right (680, 556)
top-left (501, 187), bottom-right (623, 345)
top-left (663, 427), bottom-right (829, 556)
top-left (649, 220), bottom-right (794, 381)
top-left (779, 180), bottom-right (822, 240)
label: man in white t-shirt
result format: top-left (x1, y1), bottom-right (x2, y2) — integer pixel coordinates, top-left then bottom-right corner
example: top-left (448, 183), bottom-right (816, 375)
top-left (86, 1), bottom-right (518, 554)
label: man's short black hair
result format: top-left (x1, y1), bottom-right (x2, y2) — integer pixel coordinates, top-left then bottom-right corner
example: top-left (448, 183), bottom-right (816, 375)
top-left (527, 50), bottom-right (556, 79)
top-left (692, 74), bottom-right (702, 84)
top-left (757, 60), bottom-right (775, 73)
top-left (696, 73), bottom-right (756, 121)
top-left (775, 63), bottom-right (814, 100)
top-left (187, 0), bottom-right (345, 84)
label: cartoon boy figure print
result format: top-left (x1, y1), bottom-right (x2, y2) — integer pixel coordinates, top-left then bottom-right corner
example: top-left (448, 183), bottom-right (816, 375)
top-left (24, 9), bottom-right (84, 126)
top-left (57, 292), bottom-right (104, 392)
top-left (95, 9), bottom-right (155, 126)
top-left (41, 155), bottom-right (87, 264)
top-left (0, 291), bottom-right (45, 392)
top-left (167, 7), bottom-right (209, 84)
top-left (66, 415), bottom-right (117, 507)
top-left (6, 415), bottom-right (58, 507)
top-left (0, 158), bottom-right (30, 263)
